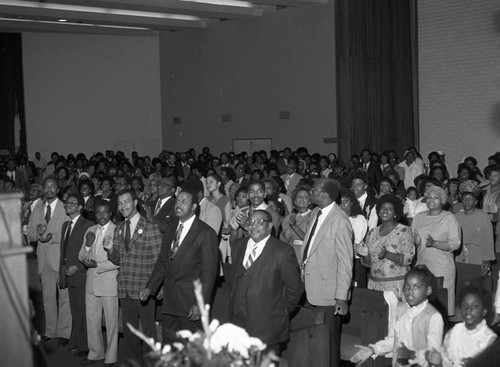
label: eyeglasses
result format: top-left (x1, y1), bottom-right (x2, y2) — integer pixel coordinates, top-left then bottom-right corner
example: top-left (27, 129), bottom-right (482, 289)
top-left (247, 219), bottom-right (270, 226)
top-left (64, 201), bottom-right (79, 207)
top-left (157, 183), bottom-right (175, 188)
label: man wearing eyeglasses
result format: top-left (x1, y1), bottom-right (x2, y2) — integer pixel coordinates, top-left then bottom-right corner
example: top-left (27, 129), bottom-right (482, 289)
top-left (228, 209), bottom-right (303, 354)
top-left (59, 193), bottom-right (94, 358)
top-left (140, 188), bottom-right (219, 345)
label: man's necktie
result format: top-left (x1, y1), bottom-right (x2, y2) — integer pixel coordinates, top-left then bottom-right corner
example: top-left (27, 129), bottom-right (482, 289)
top-left (62, 221), bottom-right (72, 261)
top-left (302, 209), bottom-right (322, 262)
top-left (170, 224), bottom-right (184, 260)
top-left (124, 220), bottom-right (131, 252)
top-left (244, 244), bottom-right (258, 269)
top-left (45, 203), bottom-right (52, 224)
top-left (363, 163), bottom-right (368, 170)
top-left (154, 199), bottom-right (162, 216)
top-left (94, 226), bottom-right (104, 259)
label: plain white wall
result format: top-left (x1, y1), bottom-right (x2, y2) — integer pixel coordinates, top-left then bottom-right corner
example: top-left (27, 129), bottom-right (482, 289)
top-left (418, 0), bottom-right (500, 172)
top-left (23, 33), bottom-right (162, 160)
top-left (160, 2), bottom-right (337, 156)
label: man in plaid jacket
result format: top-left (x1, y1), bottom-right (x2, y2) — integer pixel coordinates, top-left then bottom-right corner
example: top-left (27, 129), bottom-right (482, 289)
top-left (107, 189), bottom-right (163, 365)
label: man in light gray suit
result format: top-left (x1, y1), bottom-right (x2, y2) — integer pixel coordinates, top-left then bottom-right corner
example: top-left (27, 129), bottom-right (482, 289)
top-left (300, 178), bottom-right (353, 367)
top-left (27, 177), bottom-right (71, 344)
top-left (79, 200), bottom-right (119, 366)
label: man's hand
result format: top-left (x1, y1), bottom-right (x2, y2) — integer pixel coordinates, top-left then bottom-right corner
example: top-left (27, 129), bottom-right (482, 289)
top-left (334, 299), bottom-right (348, 315)
top-left (142, 204), bottom-right (153, 221)
top-left (85, 231), bottom-right (96, 248)
top-left (82, 258), bottom-right (97, 268)
top-left (103, 236), bottom-right (113, 251)
top-left (156, 288), bottom-right (164, 300)
top-left (354, 243), bottom-right (369, 257)
top-left (188, 305), bottom-right (201, 321)
top-left (481, 261), bottom-right (491, 276)
top-left (350, 345), bottom-right (374, 365)
top-left (425, 235), bottom-right (435, 248)
top-left (397, 343), bottom-right (416, 363)
top-left (37, 224), bottom-right (47, 235)
top-left (139, 288), bottom-right (151, 302)
top-left (425, 349), bottom-right (443, 367)
top-left (65, 265), bottom-right (78, 277)
top-left (39, 232), bottom-right (52, 243)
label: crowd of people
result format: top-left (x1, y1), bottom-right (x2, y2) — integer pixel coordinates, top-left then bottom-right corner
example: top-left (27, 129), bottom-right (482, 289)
top-left (2, 145), bottom-right (500, 367)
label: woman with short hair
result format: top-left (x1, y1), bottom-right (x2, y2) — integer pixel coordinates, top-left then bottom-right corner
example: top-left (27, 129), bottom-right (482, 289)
top-left (411, 185), bottom-right (461, 315)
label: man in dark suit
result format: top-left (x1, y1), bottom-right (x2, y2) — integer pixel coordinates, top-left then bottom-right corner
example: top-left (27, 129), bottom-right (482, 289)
top-left (59, 193), bottom-right (94, 358)
top-left (140, 188), bottom-right (219, 344)
top-left (229, 210), bottom-right (304, 352)
top-left (359, 149), bottom-right (382, 190)
top-left (146, 176), bottom-right (177, 234)
top-left (106, 189), bottom-right (163, 364)
top-left (6, 158), bottom-right (27, 192)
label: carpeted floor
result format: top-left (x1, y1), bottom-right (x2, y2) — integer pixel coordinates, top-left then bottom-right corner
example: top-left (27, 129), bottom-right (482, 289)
top-left (30, 258), bottom-right (233, 367)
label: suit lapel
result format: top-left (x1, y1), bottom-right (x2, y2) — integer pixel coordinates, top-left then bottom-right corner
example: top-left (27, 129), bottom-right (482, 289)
top-left (307, 206), bottom-right (336, 258)
top-left (171, 218), bottom-right (198, 262)
top-left (130, 216), bottom-right (146, 245)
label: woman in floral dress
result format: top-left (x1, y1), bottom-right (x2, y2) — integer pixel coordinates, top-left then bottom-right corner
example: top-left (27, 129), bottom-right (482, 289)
top-left (358, 194), bottom-right (415, 300)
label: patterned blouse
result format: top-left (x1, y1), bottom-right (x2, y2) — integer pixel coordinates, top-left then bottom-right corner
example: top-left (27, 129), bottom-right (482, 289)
top-left (363, 223), bottom-right (415, 299)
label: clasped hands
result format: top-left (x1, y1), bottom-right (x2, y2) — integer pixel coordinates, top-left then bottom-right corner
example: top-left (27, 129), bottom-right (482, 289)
top-left (37, 224), bottom-right (52, 243)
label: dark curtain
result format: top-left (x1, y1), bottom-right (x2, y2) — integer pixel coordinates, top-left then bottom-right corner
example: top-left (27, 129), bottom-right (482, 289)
top-left (0, 33), bottom-right (26, 157)
top-left (336, 0), bottom-right (418, 160)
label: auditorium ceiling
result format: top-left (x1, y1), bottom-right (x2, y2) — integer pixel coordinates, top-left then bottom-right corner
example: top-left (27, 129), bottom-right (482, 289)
top-left (0, 0), bottom-right (328, 35)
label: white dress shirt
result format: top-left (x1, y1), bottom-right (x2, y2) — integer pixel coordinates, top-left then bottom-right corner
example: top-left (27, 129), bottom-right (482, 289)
top-left (305, 201), bottom-right (335, 258)
top-left (174, 214), bottom-right (196, 249)
top-left (243, 234), bottom-right (270, 266)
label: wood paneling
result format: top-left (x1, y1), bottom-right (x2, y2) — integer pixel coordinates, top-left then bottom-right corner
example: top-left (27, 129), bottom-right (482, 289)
top-left (336, 0), bottom-right (417, 160)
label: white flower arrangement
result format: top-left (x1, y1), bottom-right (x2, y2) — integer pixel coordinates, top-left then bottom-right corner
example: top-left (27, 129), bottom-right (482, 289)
top-left (127, 279), bottom-right (274, 367)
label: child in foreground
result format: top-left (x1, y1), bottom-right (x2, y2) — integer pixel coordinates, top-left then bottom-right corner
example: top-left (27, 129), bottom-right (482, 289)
top-left (425, 284), bottom-right (497, 367)
top-left (350, 265), bottom-right (444, 366)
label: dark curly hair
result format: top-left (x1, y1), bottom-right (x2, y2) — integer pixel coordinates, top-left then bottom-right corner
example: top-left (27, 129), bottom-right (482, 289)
top-left (340, 188), bottom-right (365, 218)
top-left (457, 283), bottom-right (493, 324)
top-left (376, 194), bottom-right (404, 222)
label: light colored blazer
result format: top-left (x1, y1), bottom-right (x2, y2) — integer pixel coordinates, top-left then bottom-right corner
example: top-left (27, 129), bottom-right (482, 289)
top-left (199, 198), bottom-right (222, 235)
top-left (300, 204), bottom-right (353, 306)
top-left (27, 199), bottom-right (68, 274)
top-left (79, 222), bottom-right (119, 297)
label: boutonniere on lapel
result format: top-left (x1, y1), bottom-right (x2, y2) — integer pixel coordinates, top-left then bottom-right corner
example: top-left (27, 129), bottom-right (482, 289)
top-left (138, 228), bottom-right (144, 235)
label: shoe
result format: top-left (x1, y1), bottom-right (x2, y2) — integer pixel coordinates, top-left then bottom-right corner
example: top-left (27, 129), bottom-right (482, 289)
top-left (81, 358), bottom-right (103, 365)
top-left (74, 350), bottom-right (89, 358)
top-left (103, 363), bottom-right (115, 367)
top-left (57, 338), bottom-right (69, 347)
top-left (68, 345), bottom-right (80, 353)
top-left (40, 336), bottom-right (56, 343)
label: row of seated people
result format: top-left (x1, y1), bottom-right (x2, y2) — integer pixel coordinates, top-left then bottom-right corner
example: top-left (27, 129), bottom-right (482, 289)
top-left (7, 145), bottom-right (500, 366)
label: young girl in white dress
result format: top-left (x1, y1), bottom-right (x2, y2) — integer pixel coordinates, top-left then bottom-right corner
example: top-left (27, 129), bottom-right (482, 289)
top-left (426, 283), bottom-right (497, 367)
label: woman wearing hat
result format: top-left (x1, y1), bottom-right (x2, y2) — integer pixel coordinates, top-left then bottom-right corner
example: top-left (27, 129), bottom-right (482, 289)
top-left (411, 185), bottom-right (461, 315)
top-left (455, 180), bottom-right (495, 279)
top-left (357, 194), bottom-right (414, 300)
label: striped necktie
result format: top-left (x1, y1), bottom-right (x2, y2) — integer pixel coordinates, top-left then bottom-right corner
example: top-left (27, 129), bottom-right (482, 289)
top-left (170, 224), bottom-right (184, 260)
top-left (244, 244), bottom-right (258, 269)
